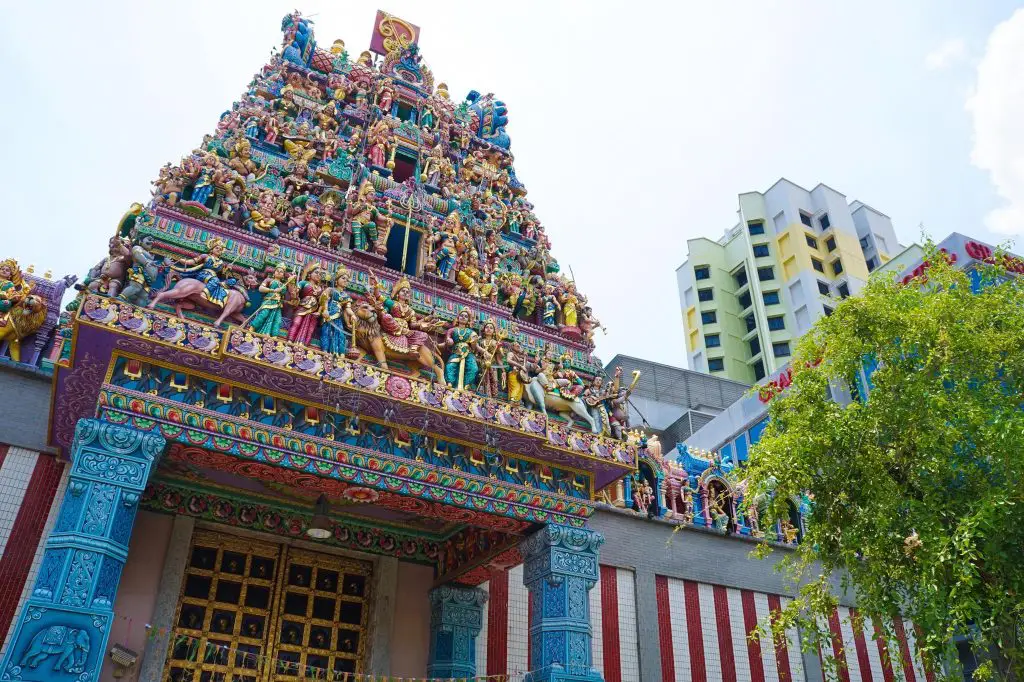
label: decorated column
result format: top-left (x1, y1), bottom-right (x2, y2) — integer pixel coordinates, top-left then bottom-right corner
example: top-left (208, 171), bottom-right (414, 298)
top-left (0, 418), bottom-right (165, 682)
top-left (427, 584), bottom-right (487, 679)
top-left (521, 524), bottom-right (604, 682)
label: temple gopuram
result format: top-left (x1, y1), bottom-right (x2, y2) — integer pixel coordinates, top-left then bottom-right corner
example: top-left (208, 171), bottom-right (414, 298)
top-left (0, 11), bottom-right (935, 682)
top-left (0, 11), bottom-right (634, 682)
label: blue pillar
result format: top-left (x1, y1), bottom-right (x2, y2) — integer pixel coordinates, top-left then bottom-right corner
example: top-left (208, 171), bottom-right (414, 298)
top-left (427, 584), bottom-right (487, 679)
top-left (1, 418), bottom-right (165, 682)
top-left (521, 524), bottom-right (604, 682)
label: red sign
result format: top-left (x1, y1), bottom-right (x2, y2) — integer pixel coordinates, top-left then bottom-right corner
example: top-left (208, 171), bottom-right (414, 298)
top-left (900, 248), bottom-right (957, 285)
top-left (370, 10), bottom-right (420, 56)
top-left (757, 358), bottom-right (822, 403)
top-left (965, 241), bottom-right (1024, 274)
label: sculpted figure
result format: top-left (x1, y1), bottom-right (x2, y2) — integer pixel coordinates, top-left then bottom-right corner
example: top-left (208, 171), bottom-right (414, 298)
top-left (118, 236), bottom-right (160, 306)
top-left (0, 259), bottom-right (45, 363)
top-left (356, 272), bottom-right (446, 383)
top-left (286, 262), bottom-right (326, 345)
top-left (150, 238), bottom-right (258, 327)
top-left (81, 236), bottom-right (133, 298)
top-left (444, 309), bottom-right (479, 389)
top-left (319, 267), bottom-right (354, 355)
top-left (346, 181), bottom-right (379, 251)
top-left (475, 321), bottom-right (505, 397)
top-left (246, 263), bottom-right (295, 337)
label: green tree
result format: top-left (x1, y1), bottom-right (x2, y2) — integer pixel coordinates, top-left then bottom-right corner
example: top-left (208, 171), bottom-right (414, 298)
top-left (744, 245), bottom-right (1024, 681)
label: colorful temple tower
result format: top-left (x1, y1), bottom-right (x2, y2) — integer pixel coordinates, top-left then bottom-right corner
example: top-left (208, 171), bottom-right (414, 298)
top-left (0, 11), bottom-right (641, 682)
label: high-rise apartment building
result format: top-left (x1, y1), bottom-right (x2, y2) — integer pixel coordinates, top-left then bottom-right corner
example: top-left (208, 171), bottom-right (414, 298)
top-left (676, 179), bottom-right (900, 382)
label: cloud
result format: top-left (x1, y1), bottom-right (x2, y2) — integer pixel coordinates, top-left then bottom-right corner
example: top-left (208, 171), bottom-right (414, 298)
top-left (968, 10), bottom-right (1024, 236)
top-left (925, 38), bottom-right (966, 70)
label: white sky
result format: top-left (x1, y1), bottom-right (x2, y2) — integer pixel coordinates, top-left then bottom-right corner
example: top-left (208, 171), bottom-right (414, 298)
top-left (2, 0), bottom-right (1021, 367)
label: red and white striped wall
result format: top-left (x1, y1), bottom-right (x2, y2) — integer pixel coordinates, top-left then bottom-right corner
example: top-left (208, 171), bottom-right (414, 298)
top-left (0, 444), bottom-right (69, 657)
top-left (822, 606), bottom-right (933, 682)
top-left (476, 564), bottom-right (640, 681)
top-left (655, 576), bottom-right (806, 682)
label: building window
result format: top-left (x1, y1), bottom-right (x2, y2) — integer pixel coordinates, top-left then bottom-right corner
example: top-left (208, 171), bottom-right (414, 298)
top-left (708, 358), bottom-right (725, 372)
top-left (767, 315), bottom-right (785, 331)
top-left (826, 237), bottom-right (837, 252)
top-left (832, 259), bottom-right (844, 275)
top-left (805, 235), bottom-right (818, 249)
top-left (694, 265), bottom-right (710, 280)
top-left (748, 221), bottom-right (765, 235)
top-left (866, 256), bottom-right (877, 271)
top-left (838, 283), bottom-right (850, 298)
top-left (738, 291), bottom-right (752, 309)
top-left (812, 258), bottom-right (824, 273)
top-left (753, 360), bottom-right (766, 381)
top-left (859, 236), bottom-right (870, 249)
top-left (745, 313), bottom-right (756, 332)
top-left (823, 306), bottom-right (834, 317)
top-left (763, 291), bottom-right (780, 305)
top-left (750, 337), bottom-right (761, 355)
top-left (757, 266), bottom-right (774, 281)
top-left (734, 269), bottom-right (748, 287)
top-left (817, 280), bottom-right (830, 295)
top-left (698, 287), bottom-right (714, 302)
top-left (701, 310), bottom-right (717, 324)
top-left (799, 211), bottom-right (813, 227)
top-left (819, 213), bottom-right (831, 230)
top-left (773, 342), bottom-right (791, 357)
top-left (752, 243), bottom-right (771, 258)
top-left (705, 333), bottom-right (721, 348)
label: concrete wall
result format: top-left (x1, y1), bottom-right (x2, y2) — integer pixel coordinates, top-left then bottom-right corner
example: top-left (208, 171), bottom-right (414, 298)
top-left (0, 368), bottom-right (53, 453)
top-left (389, 561), bottom-right (432, 677)
top-left (101, 511), bottom-right (173, 681)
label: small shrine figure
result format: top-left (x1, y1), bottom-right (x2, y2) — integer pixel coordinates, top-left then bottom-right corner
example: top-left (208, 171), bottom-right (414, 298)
top-left (503, 340), bottom-right (536, 405)
top-left (246, 263), bottom-right (295, 337)
top-left (560, 281), bottom-right (579, 328)
top-left (0, 258), bottom-right (44, 363)
top-left (287, 262), bottom-right (325, 345)
top-left (168, 237), bottom-right (234, 308)
top-left (428, 231), bottom-right (456, 279)
top-left (553, 353), bottom-right (585, 400)
top-left (320, 267), bottom-right (354, 355)
top-left (376, 80), bottom-right (395, 114)
top-left (780, 520), bottom-right (800, 545)
top-left (444, 309), bottom-right (479, 389)
top-left (540, 283), bottom-right (560, 327)
top-left (632, 474), bottom-right (655, 517)
top-left (679, 478), bottom-right (695, 524)
top-left (475, 321), bottom-right (505, 398)
top-left (347, 181), bottom-right (379, 251)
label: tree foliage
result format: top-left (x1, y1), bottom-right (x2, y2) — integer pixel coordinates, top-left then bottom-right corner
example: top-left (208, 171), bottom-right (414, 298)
top-left (744, 245), bottom-right (1024, 680)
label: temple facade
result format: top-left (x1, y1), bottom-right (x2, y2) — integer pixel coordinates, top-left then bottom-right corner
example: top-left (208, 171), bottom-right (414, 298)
top-left (0, 11), bottom-right (934, 682)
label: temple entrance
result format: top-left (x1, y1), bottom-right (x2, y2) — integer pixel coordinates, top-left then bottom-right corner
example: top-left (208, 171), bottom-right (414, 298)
top-left (164, 530), bottom-right (372, 682)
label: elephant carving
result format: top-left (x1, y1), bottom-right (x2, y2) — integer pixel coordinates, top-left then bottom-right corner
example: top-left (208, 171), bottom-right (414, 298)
top-left (19, 625), bottom-right (90, 674)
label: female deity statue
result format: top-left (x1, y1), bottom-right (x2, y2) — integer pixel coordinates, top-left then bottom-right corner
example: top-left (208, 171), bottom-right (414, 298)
top-left (246, 264), bottom-right (295, 337)
top-left (559, 282), bottom-right (579, 328)
top-left (428, 231), bottom-right (456, 279)
top-left (170, 238), bottom-right (234, 308)
top-left (320, 267), bottom-right (354, 355)
top-left (376, 80), bottom-right (395, 114)
top-left (475, 321), bottom-right (505, 397)
top-left (347, 181), bottom-right (379, 251)
top-left (540, 283), bottom-right (561, 327)
top-left (189, 160), bottom-right (217, 208)
top-left (444, 309), bottom-right (479, 390)
top-left (287, 263), bottom-right (325, 346)
top-left (0, 258), bottom-right (28, 322)
top-left (368, 272), bottom-right (444, 352)
top-left (553, 354), bottom-right (585, 400)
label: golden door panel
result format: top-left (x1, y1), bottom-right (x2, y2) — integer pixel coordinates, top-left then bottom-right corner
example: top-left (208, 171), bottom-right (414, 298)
top-left (163, 530), bottom-right (373, 682)
top-left (269, 546), bottom-right (372, 680)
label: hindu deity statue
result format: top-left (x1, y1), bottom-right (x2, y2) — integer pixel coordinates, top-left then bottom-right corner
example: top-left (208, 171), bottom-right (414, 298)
top-left (347, 181), bottom-right (379, 251)
top-left (553, 353), bottom-right (585, 400)
top-left (246, 263), bottom-right (295, 337)
top-left (559, 281), bottom-right (579, 328)
top-left (428, 230), bottom-right (456, 279)
top-left (540, 283), bottom-right (560, 327)
top-left (168, 238), bottom-right (235, 308)
top-left (287, 262), bottom-right (325, 345)
top-left (632, 473), bottom-right (655, 517)
top-left (367, 272), bottom-right (444, 353)
top-left (475, 320), bottom-right (505, 397)
top-left (376, 80), bottom-right (395, 114)
top-left (320, 267), bottom-right (354, 355)
top-left (188, 155), bottom-right (218, 208)
top-left (444, 309), bottom-right (479, 390)
top-left (503, 339), bottom-right (536, 405)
